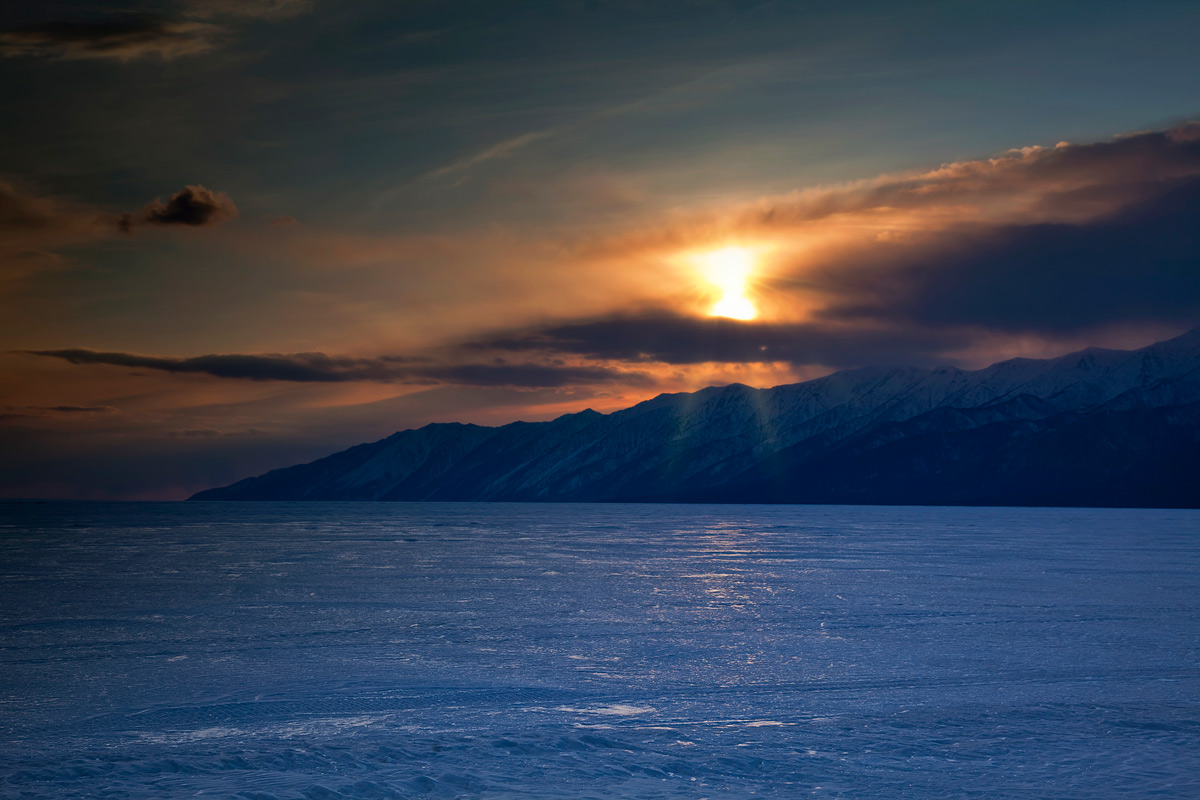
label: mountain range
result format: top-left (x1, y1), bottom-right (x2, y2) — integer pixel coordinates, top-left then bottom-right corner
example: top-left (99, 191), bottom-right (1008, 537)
top-left (191, 329), bottom-right (1200, 507)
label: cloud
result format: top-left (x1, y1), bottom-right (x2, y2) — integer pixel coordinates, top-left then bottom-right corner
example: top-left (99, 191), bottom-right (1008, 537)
top-left (0, 180), bottom-right (240, 281)
top-left (473, 312), bottom-right (957, 368)
top-left (582, 123), bottom-right (1200, 261)
top-left (426, 130), bottom-right (557, 185)
top-left (0, 404), bottom-right (117, 422)
top-left (555, 123), bottom-right (1200, 352)
top-left (418, 362), bottom-right (654, 388)
top-left (812, 175), bottom-right (1200, 333)
top-left (0, 0), bottom-right (314, 63)
top-left (750, 122), bottom-right (1200, 230)
top-left (118, 185), bottom-right (238, 232)
top-left (1, 180), bottom-right (237, 236)
top-left (185, 0), bottom-right (315, 19)
top-left (19, 348), bottom-right (650, 388)
top-left (23, 349), bottom-right (407, 382)
top-left (0, 16), bottom-right (223, 62)
top-left (461, 126), bottom-right (1200, 368)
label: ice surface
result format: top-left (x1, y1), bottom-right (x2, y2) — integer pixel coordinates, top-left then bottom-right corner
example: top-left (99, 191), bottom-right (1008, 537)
top-left (1, 502), bottom-right (1198, 798)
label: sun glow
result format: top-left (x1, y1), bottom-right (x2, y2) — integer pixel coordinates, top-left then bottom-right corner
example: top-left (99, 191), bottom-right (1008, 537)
top-left (698, 246), bottom-right (758, 320)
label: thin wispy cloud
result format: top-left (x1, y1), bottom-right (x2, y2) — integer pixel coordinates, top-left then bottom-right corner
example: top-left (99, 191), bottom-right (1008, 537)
top-left (421, 60), bottom-right (771, 188)
top-left (425, 130), bottom-right (559, 186)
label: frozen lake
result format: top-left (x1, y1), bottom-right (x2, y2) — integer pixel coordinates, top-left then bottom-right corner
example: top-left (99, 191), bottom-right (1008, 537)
top-left (1, 502), bottom-right (1198, 798)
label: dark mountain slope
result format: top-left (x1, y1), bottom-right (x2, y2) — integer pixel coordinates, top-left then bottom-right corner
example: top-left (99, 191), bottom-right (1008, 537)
top-left (191, 329), bottom-right (1200, 507)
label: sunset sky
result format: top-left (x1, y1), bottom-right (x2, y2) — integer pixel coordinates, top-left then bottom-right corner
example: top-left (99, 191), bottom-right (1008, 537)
top-left (2, 0), bottom-right (1199, 499)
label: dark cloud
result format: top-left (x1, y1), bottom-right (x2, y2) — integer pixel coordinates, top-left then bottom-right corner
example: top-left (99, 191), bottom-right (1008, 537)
top-left (19, 348), bottom-right (649, 388)
top-left (811, 174), bottom-right (1200, 334)
top-left (23, 349), bottom-right (410, 382)
top-left (477, 313), bottom-right (957, 368)
top-left (418, 362), bottom-right (654, 388)
top-left (1, 180), bottom-right (236, 239)
top-left (1, 180), bottom-right (238, 235)
top-left (119, 185), bottom-right (238, 232)
top-left (0, 180), bottom-right (238, 280)
top-left (185, 0), bottom-right (314, 20)
top-left (0, 16), bottom-right (223, 62)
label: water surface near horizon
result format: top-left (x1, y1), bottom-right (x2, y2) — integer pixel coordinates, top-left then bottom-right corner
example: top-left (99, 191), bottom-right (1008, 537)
top-left (1, 502), bottom-right (1198, 798)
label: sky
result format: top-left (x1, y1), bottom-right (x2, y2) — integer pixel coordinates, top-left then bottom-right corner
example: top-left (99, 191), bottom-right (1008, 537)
top-left (1, 0), bottom-right (1198, 499)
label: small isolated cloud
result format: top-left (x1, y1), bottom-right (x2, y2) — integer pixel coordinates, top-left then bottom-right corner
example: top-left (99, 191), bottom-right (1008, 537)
top-left (2, 180), bottom-right (237, 236)
top-left (19, 348), bottom-right (650, 388)
top-left (119, 185), bottom-right (238, 232)
top-left (185, 0), bottom-right (315, 20)
top-left (0, 179), bottom-right (240, 280)
top-left (0, 16), bottom-right (223, 62)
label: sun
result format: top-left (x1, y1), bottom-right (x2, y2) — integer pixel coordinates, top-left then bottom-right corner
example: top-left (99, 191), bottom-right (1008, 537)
top-left (697, 246), bottom-right (758, 320)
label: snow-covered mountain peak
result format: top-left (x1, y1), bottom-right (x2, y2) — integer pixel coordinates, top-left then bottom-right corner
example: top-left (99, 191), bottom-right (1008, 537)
top-left (192, 328), bottom-right (1200, 506)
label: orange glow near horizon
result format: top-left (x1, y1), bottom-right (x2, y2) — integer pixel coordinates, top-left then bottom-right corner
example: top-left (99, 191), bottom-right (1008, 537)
top-left (697, 246), bottom-right (758, 320)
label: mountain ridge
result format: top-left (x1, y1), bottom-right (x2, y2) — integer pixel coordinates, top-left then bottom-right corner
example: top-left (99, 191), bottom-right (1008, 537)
top-left (190, 329), bottom-right (1200, 507)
